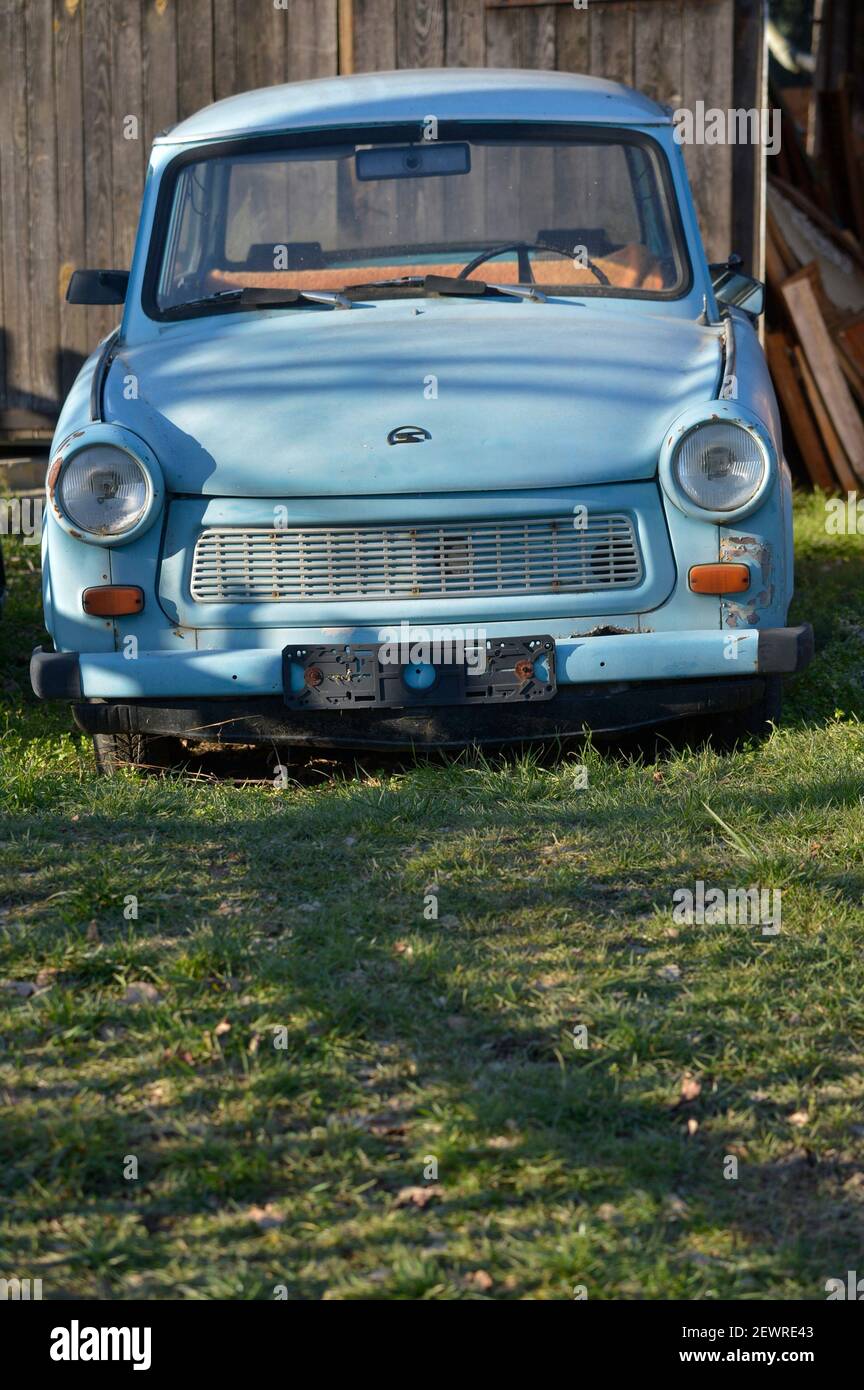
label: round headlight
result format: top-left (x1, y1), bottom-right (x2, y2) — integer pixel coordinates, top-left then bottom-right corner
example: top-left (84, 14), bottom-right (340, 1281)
top-left (673, 422), bottom-right (766, 512)
top-left (57, 445), bottom-right (150, 535)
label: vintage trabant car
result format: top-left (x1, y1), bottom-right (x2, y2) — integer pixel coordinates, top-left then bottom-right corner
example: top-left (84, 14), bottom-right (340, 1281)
top-left (32, 69), bottom-right (812, 769)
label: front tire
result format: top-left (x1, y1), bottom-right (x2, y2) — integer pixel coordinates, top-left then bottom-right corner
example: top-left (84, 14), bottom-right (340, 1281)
top-left (92, 732), bottom-right (182, 775)
top-left (684, 676), bottom-right (783, 751)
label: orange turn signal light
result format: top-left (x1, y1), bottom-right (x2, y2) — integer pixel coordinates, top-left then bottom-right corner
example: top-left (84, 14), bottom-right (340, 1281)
top-left (688, 563), bottom-right (750, 595)
top-left (82, 585), bottom-right (145, 617)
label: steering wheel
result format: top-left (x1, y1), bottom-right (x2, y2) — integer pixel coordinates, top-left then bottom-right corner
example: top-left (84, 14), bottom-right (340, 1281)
top-left (458, 240), bottom-right (611, 287)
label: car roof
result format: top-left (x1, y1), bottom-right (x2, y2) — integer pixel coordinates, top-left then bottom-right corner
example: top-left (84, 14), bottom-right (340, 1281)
top-left (156, 68), bottom-right (671, 146)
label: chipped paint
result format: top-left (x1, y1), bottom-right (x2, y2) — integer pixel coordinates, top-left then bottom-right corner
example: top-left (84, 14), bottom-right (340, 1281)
top-left (720, 533), bottom-right (774, 625)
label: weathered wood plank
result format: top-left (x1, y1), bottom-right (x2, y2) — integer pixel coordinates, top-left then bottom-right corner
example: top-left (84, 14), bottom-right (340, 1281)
top-left (338, 0), bottom-right (354, 74)
top-left (213, 0), bottom-right (238, 101)
top-left (731, 0), bottom-right (765, 277)
top-left (111, 0), bottom-right (145, 271)
top-left (484, 4), bottom-right (520, 68)
top-left (633, 0), bottom-right (682, 108)
top-left (287, 0), bottom-right (338, 80)
top-left (396, 0), bottom-right (445, 67)
top-left (588, 0), bottom-right (634, 87)
top-left (0, 0), bottom-right (31, 413)
top-left (178, 0), bottom-right (214, 120)
top-left (521, 5), bottom-right (557, 69)
top-left (143, 0), bottom-right (179, 143)
top-left (446, 0), bottom-right (485, 66)
top-left (352, 0), bottom-right (396, 72)
top-left (54, 0), bottom-right (89, 397)
top-left (26, 0), bottom-right (59, 411)
top-left (765, 331), bottom-right (835, 492)
top-left (555, 0), bottom-right (590, 74)
top-left (793, 344), bottom-right (858, 493)
top-left (783, 269), bottom-right (864, 485)
top-left (81, 0), bottom-right (116, 346)
top-left (681, 0), bottom-right (734, 264)
top-left (235, 0), bottom-right (284, 93)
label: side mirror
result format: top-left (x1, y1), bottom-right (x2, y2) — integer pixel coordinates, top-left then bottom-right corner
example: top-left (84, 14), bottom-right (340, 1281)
top-left (66, 269), bottom-right (129, 305)
top-left (709, 255), bottom-right (765, 317)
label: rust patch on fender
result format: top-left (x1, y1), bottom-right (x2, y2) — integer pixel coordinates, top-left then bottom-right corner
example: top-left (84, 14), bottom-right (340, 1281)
top-left (570, 625), bottom-right (637, 638)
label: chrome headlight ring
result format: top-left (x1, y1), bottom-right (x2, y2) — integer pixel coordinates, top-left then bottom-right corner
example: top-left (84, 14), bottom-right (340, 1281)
top-left (659, 402), bottom-right (776, 524)
top-left (47, 424), bottom-right (164, 547)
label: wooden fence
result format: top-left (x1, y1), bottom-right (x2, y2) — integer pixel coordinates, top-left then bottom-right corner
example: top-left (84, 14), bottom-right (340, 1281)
top-left (0, 0), bottom-right (765, 438)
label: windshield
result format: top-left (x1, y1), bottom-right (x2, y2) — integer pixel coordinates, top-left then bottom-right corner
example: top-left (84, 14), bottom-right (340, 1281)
top-left (151, 124), bottom-right (689, 315)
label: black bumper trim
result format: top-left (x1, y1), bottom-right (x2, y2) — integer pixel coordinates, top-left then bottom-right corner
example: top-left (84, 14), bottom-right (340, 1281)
top-left (30, 645), bottom-right (82, 700)
top-left (70, 676), bottom-right (772, 751)
top-left (757, 623), bottom-right (814, 674)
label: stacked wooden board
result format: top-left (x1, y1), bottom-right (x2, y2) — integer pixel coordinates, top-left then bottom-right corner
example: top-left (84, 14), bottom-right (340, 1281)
top-left (765, 89), bottom-right (864, 492)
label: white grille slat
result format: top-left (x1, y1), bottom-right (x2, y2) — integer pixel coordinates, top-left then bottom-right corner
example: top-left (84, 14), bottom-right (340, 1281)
top-left (189, 514), bottom-right (642, 603)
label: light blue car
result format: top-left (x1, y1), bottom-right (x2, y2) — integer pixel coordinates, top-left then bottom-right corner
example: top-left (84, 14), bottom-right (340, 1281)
top-left (32, 69), bottom-right (812, 770)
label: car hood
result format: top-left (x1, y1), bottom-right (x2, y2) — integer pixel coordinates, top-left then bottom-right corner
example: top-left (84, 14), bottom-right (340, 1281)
top-left (108, 301), bottom-right (722, 497)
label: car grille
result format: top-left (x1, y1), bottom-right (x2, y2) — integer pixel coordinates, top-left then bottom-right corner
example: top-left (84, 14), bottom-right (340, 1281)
top-left (189, 514), bottom-right (643, 603)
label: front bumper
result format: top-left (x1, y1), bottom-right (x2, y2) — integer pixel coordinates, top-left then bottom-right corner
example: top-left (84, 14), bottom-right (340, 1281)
top-left (31, 624), bottom-right (814, 747)
top-left (31, 625), bottom-right (814, 702)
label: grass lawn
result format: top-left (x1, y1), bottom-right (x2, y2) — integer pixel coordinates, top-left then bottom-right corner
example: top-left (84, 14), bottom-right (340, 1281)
top-left (0, 491), bottom-right (862, 1300)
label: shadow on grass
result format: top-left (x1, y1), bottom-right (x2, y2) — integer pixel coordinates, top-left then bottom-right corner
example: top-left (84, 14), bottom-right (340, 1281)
top-left (2, 751), bottom-right (863, 1296)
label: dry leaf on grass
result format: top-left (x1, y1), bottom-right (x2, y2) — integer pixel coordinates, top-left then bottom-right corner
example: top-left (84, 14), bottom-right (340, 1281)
top-left (394, 1184), bottom-right (443, 1209)
top-left (658, 963), bottom-right (681, 981)
top-left (788, 1110), bottom-right (810, 1128)
top-left (213, 1019), bottom-right (231, 1037)
top-left (679, 1073), bottom-right (702, 1102)
top-left (596, 1203), bottom-right (620, 1222)
top-left (464, 1269), bottom-right (493, 1291)
top-left (247, 1203), bottom-right (285, 1230)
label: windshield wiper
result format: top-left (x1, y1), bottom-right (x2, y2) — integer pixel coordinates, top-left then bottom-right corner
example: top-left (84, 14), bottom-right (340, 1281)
top-left (162, 290), bottom-right (245, 315)
top-left (344, 276), bottom-right (428, 293)
top-left (239, 286), bottom-right (351, 310)
top-left (163, 286), bottom-right (351, 315)
top-left (424, 274), bottom-right (547, 303)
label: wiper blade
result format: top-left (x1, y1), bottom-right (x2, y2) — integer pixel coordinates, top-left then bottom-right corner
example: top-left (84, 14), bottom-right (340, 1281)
top-left (344, 276), bottom-right (428, 292)
top-left (240, 286), bottom-right (351, 310)
top-left (424, 274), bottom-right (547, 303)
top-left (162, 290), bottom-right (244, 315)
top-left (163, 286), bottom-right (352, 315)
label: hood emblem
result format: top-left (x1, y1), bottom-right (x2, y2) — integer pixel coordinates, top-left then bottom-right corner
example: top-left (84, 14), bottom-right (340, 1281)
top-left (387, 425), bottom-right (431, 446)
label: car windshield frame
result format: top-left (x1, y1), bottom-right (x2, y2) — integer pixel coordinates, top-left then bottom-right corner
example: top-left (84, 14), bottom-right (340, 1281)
top-left (142, 120), bottom-right (693, 321)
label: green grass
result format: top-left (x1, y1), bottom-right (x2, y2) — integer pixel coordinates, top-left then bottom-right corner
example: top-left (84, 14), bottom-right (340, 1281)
top-left (0, 492), bottom-right (862, 1300)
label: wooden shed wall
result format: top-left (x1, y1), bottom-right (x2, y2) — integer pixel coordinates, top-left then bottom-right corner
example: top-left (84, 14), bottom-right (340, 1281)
top-left (0, 0), bottom-right (764, 437)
